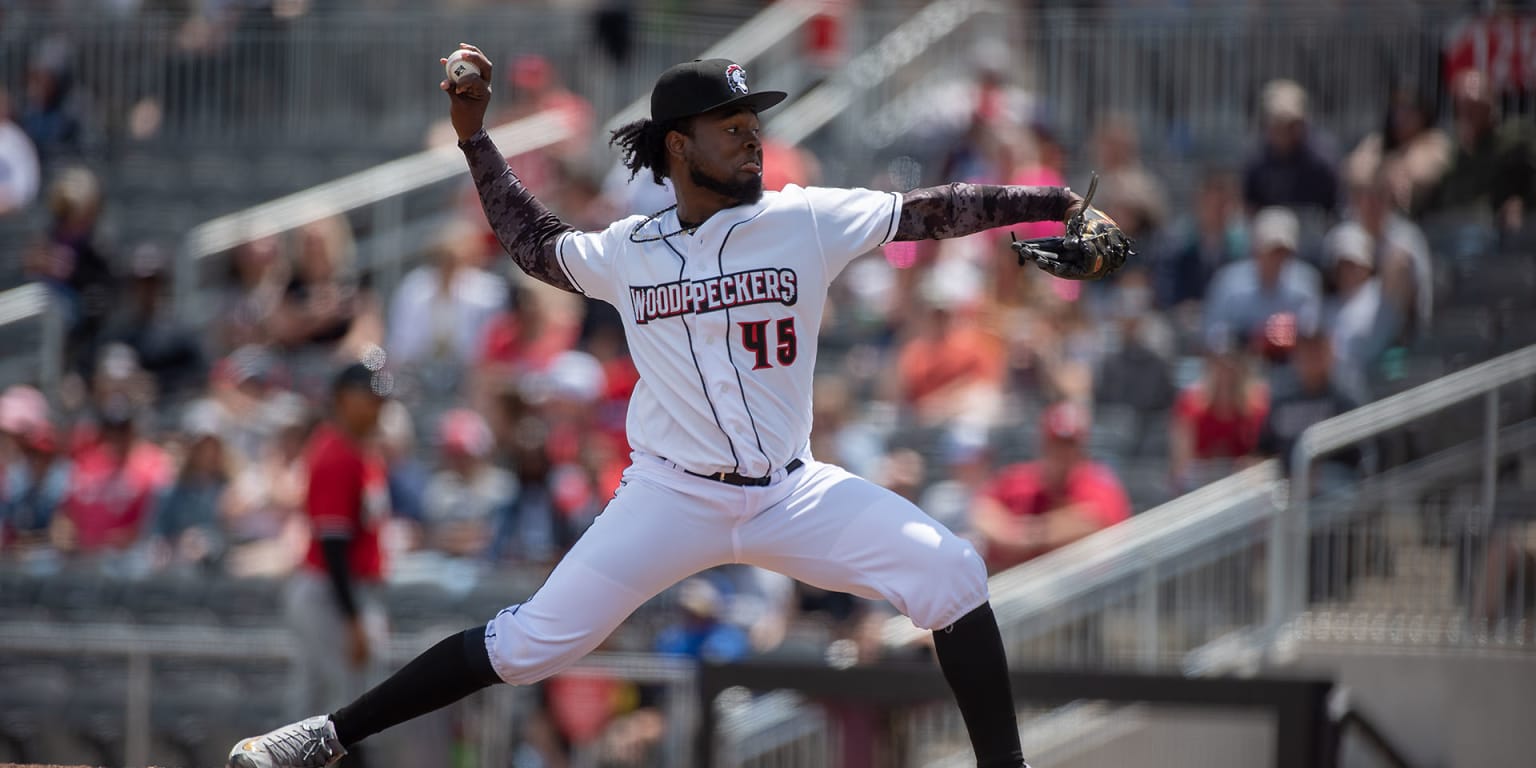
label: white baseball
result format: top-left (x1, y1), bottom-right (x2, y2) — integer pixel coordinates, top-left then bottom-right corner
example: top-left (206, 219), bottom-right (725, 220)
top-left (446, 50), bottom-right (482, 83)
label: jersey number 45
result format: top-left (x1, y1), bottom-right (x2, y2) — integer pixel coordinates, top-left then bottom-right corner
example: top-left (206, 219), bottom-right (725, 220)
top-left (739, 318), bottom-right (798, 370)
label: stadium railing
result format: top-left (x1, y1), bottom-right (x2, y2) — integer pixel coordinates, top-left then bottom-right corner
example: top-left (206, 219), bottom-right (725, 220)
top-left (0, 283), bottom-right (64, 397)
top-left (1279, 342), bottom-right (1536, 646)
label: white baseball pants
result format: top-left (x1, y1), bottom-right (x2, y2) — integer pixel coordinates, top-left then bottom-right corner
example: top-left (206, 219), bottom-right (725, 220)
top-left (483, 453), bottom-right (988, 685)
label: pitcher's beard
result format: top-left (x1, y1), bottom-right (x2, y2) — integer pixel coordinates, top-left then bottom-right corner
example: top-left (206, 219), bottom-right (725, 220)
top-left (690, 165), bottom-right (764, 205)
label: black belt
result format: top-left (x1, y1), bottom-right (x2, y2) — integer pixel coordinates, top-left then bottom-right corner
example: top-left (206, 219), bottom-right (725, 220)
top-left (681, 458), bottom-right (804, 487)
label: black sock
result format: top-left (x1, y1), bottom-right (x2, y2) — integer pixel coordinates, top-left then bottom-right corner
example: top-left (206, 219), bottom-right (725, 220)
top-left (932, 602), bottom-right (1027, 768)
top-left (330, 627), bottom-right (502, 747)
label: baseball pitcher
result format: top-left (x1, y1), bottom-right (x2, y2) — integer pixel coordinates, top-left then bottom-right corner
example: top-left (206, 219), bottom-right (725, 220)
top-left (228, 45), bottom-right (1131, 768)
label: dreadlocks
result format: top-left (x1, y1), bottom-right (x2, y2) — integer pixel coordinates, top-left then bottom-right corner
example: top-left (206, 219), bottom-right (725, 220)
top-left (609, 117), bottom-right (688, 186)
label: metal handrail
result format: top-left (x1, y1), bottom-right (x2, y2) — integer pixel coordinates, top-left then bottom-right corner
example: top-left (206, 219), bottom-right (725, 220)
top-left (1295, 347), bottom-right (1536, 462)
top-left (1274, 343), bottom-right (1536, 629)
top-left (0, 283), bottom-right (65, 398)
top-left (172, 110), bottom-right (573, 317)
top-left (0, 283), bottom-right (49, 327)
top-left (881, 460), bottom-right (1281, 649)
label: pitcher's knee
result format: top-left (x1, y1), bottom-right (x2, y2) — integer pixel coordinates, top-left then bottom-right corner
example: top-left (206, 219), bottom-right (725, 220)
top-left (484, 604), bottom-right (600, 686)
top-left (903, 543), bottom-right (990, 630)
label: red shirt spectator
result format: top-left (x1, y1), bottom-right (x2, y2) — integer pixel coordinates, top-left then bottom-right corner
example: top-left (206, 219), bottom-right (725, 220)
top-left (1174, 386), bottom-right (1268, 458)
top-left (972, 403), bottom-right (1130, 572)
top-left (302, 421), bottom-right (388, 582)
top-left (61, 417), bottom-right (171, 553)
top-left (1170, 344), bottom-right (1269, 492)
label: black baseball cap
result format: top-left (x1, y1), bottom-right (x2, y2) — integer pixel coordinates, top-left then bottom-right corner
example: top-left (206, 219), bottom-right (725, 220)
top-left (650, 58), bottom-right (787, 124)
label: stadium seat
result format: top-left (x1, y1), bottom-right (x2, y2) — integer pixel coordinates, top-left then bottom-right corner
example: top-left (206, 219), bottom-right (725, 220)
top-left (0, 570), bottom-right (45, 621)
top-left (38, 572), bottom-right (129, 624)
top-left (204, 577), bottom-right (285, 628)
top-left (383, 582), bottom-right (460, 634)
top-left (123, 575), bottom-right (215, 626)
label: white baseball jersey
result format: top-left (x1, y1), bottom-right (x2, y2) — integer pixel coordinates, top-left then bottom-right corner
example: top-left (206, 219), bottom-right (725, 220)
top-left (555, 184), bottom-right (903, 477)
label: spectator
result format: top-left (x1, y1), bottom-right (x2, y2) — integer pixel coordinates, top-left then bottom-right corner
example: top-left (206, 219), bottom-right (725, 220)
top-left (25, 167), bottom-right (114, 377)
top-left (218, 235), bottom-right (289, 352)
top-left (388, 222), bottom-right (507, 369)
top-left (655, 576), bottom-right (752, 662)
top-left (492, 416), bottom-right (573, 566)
top-left (1243, 79), bottom-right (1339, 215)
top-left (809, 375), bottom-right (883, 481)
top-left (208, 344), bottom-right (289, 464)
top-left (1321, 223), bottom-right (1400, 396)
top-left (1170, 336), bottom-right (1269, 493)
top-left (1344, 86), bottom-right (1451, 213)
top-left (1094, 272), bottom-right (1177, 417)
top-left (1253, 331), bottom-right (1363, 484)
top-left (269, 216), bottom-right (383, 366)
top-left (761, 136), bottom-right (821, 192)
top-left (1203, 207), bottom-right (1322, 349)
top-left (503, 54), bottom-right (594, 157)
top-left (104, 243), bottom-right (207, 401)
top-left (894, 289), bottom-right (1005, 429)
top-left (1155, 169), bottom-right (1246, 312)
top-left (56, 400), bottom-right (172, 557)
top-left (1004, 118), bottom-right (1068, 243)
top-left (1416, 69), bottom-right (1536, 231)
top-left (1012, 291), bottom-right (1101, 404)
top-left (0, 386), bottom-right (68, 554)
top-left (1345, 171), bottom-right (1432, 336)
top-left (602, 157), bottom-right (675, 218)
top-left (971, 402), bottom-right (1130, 573)
top-left (85, 342), bottom-right (158, 428)
top-left (582, 304), bottom-right (639, 453)
top-left (0, 85), bottom-right (40, 215)
top-left (375, 399), bottom-right (426, 538)
top-left (18, 37), bottom-right (86, 171)
top-left (918, 427), bottom-right (991, 539)
top-left (875, 448), bottom-right (926, 506)
top-left (149, 400), bottom-right (232, 572)
top-left (478, 281), bottom-right (580, 378)
top-left (223, 391), bottom-right (311, 578)
top-left (1091, 112), bottom-right (1168, 243)
top-left (421, 409), bottom-right (514, 559)
top-left (485, 53), bottom-right (594, 194)
top-left (287, 359), bottom-right (393, 763)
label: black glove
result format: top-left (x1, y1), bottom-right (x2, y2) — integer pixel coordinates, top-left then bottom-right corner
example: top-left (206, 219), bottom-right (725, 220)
top-left (1011, 174), bottom-right (1135, 281)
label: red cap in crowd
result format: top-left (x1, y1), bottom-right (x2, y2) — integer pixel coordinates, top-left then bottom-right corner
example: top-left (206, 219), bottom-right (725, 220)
top-left (1041, 401), bottom-right (1090, 442)
top-left (437, 408), bottom-right (493, 458)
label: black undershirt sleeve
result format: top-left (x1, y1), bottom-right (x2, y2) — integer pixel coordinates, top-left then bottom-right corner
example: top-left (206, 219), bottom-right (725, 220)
top-left (458, 129), bottom-right (579, 293)
top-left (896, 183), bottom-right (1072, 242)
top-left (319, 536), bottom-right (359, 619)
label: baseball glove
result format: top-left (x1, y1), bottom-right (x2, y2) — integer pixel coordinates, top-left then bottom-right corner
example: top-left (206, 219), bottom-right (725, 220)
top-left (1010, 174), bottom-right (1134, 281)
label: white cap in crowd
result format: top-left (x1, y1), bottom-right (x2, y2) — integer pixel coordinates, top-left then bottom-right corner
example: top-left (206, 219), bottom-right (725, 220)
top-left (1252, 206), bottom-right (1300, 253)
top-left (1325, 222), bottom-right (1375, 271)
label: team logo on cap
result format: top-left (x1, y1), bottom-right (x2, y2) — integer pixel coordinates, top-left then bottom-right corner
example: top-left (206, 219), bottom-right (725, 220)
top-left (725, 64), bottom-right (749, 95)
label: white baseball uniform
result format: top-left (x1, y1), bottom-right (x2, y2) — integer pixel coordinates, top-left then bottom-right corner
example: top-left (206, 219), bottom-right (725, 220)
top-left (483, 185), bottom-right (989, 685)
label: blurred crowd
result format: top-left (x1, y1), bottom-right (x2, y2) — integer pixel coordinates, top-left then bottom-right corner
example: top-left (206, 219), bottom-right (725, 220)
top-left (4, 6), bottom-right (1536, 763)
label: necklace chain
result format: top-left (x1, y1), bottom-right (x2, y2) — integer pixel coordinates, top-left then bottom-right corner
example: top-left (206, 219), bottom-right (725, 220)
top-left (627, 205), bottom-right (699, 243)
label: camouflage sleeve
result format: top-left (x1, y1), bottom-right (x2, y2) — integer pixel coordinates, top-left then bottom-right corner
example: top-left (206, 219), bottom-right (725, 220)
top-left (895, 183), bottom-right (1073, 242)
top-left (459, 129), bottom-right (578, 294)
